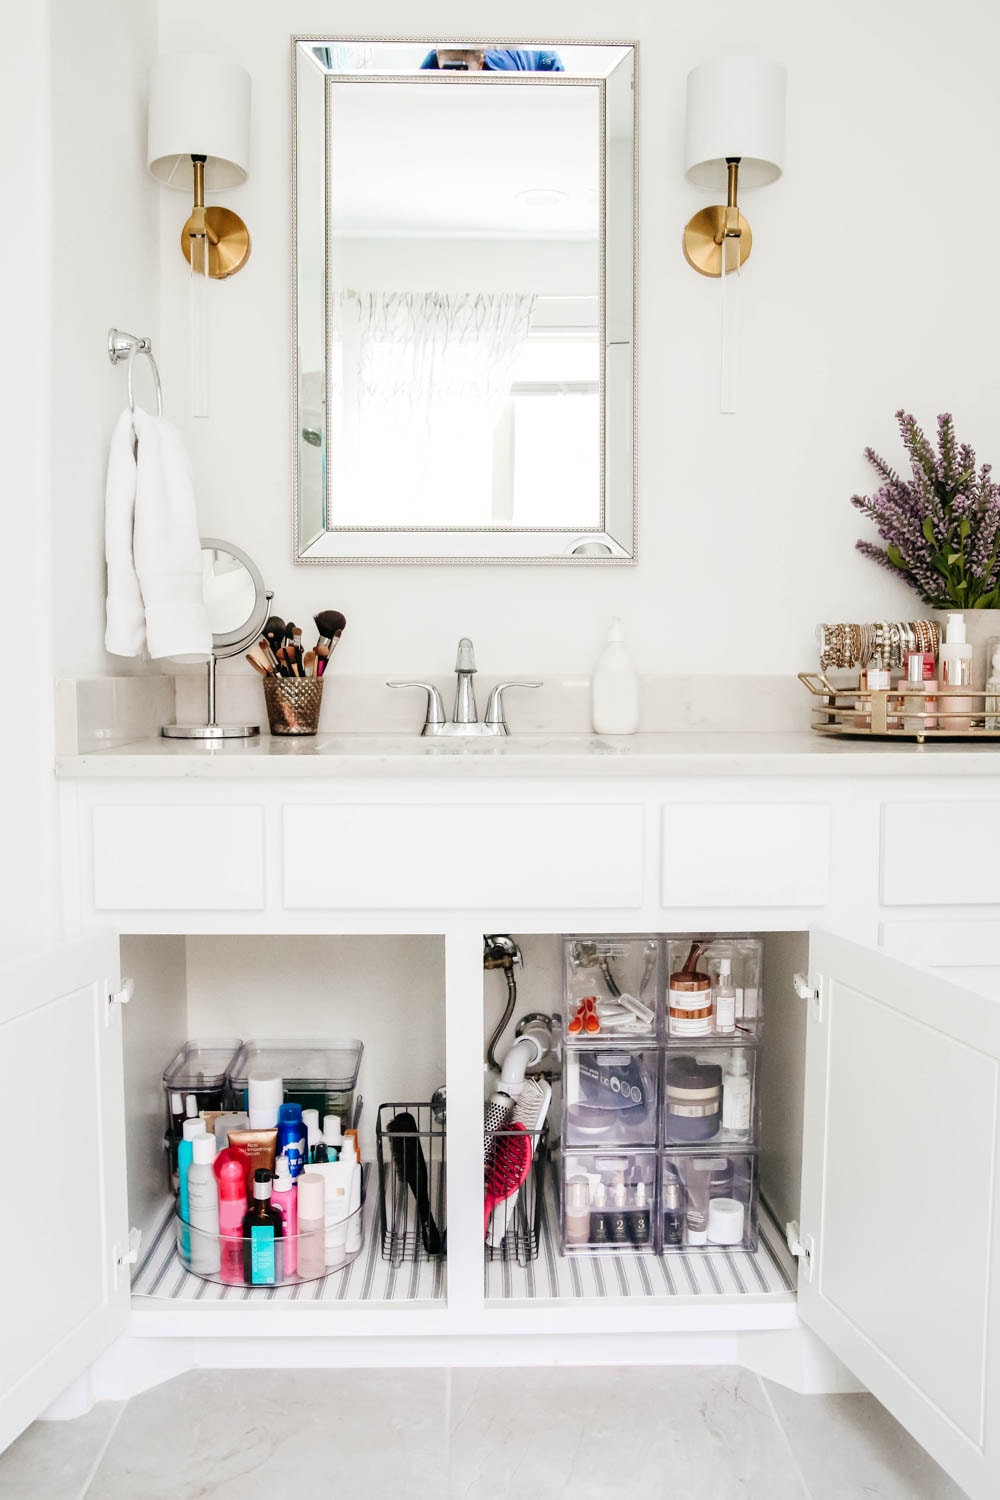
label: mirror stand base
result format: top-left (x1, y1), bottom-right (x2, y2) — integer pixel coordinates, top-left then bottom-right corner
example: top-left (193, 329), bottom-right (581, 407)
top-left (160, 723), bottom-right (261, 739)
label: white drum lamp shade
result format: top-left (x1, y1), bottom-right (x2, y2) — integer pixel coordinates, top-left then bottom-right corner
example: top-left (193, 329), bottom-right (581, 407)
top-left (684, 58), bottom-right (786, 191)
top-left (147, 53), bottom-right (251, 190)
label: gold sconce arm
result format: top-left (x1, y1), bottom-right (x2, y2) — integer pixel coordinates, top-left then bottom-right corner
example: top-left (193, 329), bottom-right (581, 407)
top-left (683, 155), bottom-right (752, 277)
top-left (180, 153), bottom-right (250, 279)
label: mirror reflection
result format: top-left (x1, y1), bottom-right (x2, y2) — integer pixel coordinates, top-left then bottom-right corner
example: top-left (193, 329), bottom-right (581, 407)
top-left (203, 547), bottom-right (258, 637)
top-left (293, 40), bottom-right (636, 563)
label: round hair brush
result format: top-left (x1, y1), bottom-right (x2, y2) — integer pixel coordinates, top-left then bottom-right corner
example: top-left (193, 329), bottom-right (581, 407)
top-left (483, 1122), bottom-right (531, 1239)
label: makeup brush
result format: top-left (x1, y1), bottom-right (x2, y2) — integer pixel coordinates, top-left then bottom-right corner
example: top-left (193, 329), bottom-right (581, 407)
top-left (245, 642), bottom-right (274, 676)
top-left (283, 623), bottom-right (302, 677)
top-left (263, 616), bottom-right (286, 668)
top-left (258, 637), bottom-right (282, 673)
top-left (314, 610), bottom-right (346, 676)
top-left (245, 652), bottom-right (270, 677)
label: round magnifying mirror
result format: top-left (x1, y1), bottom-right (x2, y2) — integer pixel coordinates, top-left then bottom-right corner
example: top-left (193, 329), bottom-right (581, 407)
top-left (161, 538), bottom-right (272, 741)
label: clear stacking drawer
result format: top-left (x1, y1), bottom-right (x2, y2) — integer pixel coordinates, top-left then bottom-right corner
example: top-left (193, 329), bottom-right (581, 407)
top-left (563, 1046), bottom-right (658, 1149)
top-left (665, 936), bottom-right (763, 1041)
top-left (562, 935), bottom-right (659, 1042)
top-left (561, 1150), bottom-right (657, 1254)
top-left (661, 1151), bottom-right (759, 1253)
top-left (663, 1045), bottom-right (759, 1146)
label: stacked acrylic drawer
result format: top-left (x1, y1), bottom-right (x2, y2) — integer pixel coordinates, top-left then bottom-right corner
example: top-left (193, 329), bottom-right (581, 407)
top-left (559, 934), bottom-right (762, 1256)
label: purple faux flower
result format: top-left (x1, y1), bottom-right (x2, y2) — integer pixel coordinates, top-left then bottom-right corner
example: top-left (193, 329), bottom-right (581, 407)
top-left (852, 411), bottom-right (1000, 609)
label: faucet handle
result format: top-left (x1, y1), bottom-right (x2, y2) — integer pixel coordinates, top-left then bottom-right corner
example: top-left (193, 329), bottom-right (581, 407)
top-left (455, 637), bottom-right (477, 673)
top-left (386, 681), bottom-right (446, 730)
top-left (485, 681), bottom-right (542, 733)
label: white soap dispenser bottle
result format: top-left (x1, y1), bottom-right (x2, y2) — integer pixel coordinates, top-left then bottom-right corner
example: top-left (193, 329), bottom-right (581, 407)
top-left (591, 617), bottom-right (640, 734)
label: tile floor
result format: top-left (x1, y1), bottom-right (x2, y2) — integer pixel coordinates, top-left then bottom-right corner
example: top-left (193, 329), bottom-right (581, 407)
top-left (0, 1366), bottom-right (967, 1500)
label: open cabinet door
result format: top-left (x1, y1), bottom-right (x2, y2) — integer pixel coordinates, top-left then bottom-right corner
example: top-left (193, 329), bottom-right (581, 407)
top-left (798, 930), bottom-right (1000, 1500)
top-left (0, 931), bottom-right (131, 1453)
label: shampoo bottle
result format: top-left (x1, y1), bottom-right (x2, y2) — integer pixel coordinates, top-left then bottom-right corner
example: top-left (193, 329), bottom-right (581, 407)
top-left (591, 617), bottom-right (640, 735)
top-left (186, 1133), bottom-right (221, 1274)
top-left (177, 1117), bottom-right (207, 1257)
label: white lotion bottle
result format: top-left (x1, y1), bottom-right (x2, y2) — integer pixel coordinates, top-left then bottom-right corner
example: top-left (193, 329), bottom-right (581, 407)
top-left (591, 617), bottom-right (640, 734)
top-left (938, 611), bottom-right (974, 731)
top-left (187, 1133), bottom-right (221, 1274)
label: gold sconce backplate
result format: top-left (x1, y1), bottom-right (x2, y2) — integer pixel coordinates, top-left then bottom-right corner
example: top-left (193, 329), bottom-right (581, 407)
top-left (181, 207), bottom-right (251, 279)
top-left (683, 207), bottom-right (752, 278)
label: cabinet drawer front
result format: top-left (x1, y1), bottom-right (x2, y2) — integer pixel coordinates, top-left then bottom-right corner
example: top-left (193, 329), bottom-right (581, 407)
top-left (661, 803), bottom-right (830, 908)
top-left (283, 804), bottom-right (644, 909)
top-left (92, 806), bottom-right (265, 910)
top-left (882, 802), bottom-right (1000, 905)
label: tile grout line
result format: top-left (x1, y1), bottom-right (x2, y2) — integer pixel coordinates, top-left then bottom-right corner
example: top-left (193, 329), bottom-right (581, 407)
top-left (753, 1371), bottom-right (815, 1500)
top-left (76, 1402), bottom-right (128, 1500)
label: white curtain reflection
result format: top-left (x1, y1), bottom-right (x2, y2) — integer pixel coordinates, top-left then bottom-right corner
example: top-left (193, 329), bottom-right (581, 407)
top-left (329, 290), bottom-right (534, 524)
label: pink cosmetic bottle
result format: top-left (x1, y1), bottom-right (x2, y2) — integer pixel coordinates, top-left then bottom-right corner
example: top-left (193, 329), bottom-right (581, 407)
top-left (271, 1158), bottom-right (298, 1275)
top-left (215, 1154), bottom-right (248, 1284)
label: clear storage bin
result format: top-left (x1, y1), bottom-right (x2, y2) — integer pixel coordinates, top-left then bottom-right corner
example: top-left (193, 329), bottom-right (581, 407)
top-left (162, 1038), bottom-right (243, 1184)
top-left (663, 1046), bottom-right (759, 1146)
top-left (173, 1201), bottom-right (364, 1286)
top-left (563, 1046), bottom-right (658, 1148)
top-left (561, 1150), bottom-right (657, 1253)
top-left (562, 935), bottom-right (659, 1042)
top-left (661, 1151), bottom-right (759, 1253)
top-left (665, 936), bottom-right (763, 1040)
top-left (229, 1038), bottom-right (363, 1125)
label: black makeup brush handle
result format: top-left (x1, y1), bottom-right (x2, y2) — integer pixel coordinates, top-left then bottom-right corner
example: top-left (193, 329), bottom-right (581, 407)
top-left (386, 1113), bottom-right (442, 1256)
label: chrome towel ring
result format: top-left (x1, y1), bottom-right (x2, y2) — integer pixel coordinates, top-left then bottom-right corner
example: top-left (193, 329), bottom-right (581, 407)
top-left (107, 326), bottom-right (163, 417)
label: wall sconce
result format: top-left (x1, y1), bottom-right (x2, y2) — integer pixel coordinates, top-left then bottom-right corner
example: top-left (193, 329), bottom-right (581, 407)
top-left (147, 54), bottom-right (252, 416)
top-left (682, 58), bottom-right (785, 412)
top-left (682, 57), bottom-right (785, 279)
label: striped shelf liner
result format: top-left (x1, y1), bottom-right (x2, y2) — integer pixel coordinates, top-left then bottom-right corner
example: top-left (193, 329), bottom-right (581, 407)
top-left (483, 1157), bottom-right (795, 1301)
top-left (133, 1162), bottom-right (794, 1306)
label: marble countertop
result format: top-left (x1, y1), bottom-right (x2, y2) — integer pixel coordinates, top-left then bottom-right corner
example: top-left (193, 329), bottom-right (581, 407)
top-left (55, 730), bottom-right (1000, 779)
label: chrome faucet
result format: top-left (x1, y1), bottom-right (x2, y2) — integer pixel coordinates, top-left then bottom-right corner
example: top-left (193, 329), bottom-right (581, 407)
top-left (387, 638), bottom-right (540, 737)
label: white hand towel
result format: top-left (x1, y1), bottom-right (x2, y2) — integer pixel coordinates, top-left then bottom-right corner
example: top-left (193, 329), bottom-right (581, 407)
top-left (104, 408), bottom-right (211, 660)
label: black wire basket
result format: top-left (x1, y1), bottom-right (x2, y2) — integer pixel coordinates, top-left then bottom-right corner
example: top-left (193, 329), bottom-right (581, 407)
top-left (484, 1125), bottom-right (548, 1267)
top-left (376, 1103), bottom-right (447, 1264)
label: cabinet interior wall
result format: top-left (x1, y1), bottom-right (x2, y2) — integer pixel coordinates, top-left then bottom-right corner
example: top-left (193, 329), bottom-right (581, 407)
top-left (120, 933), bottom-right (447, 1238)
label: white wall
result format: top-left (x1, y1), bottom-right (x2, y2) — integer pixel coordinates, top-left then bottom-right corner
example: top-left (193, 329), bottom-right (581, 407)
top-left (144, 0), bottom-right (1000, 681)
top-left (0, 0), bottom-right (157, 937)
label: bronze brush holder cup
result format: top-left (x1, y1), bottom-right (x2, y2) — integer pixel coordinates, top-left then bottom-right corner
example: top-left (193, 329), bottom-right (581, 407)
top-left (263, 676), bottom-right (324, 735)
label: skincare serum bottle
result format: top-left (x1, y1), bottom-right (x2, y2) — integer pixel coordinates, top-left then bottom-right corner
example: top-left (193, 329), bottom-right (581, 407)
top-left (722, 1050), bottom-right (752, 1139)
top-left (714, 958), bottom-right (736, 1034)
top-left (629, 1181), bottom-right (651, 1246)
top-left (242, 1168), bottom-right (284, 1286)
top-left (589, 1180), bottom-right (610, 1245)
top-left (564, 1175), bottom-right (591, 1246)
top-left (662, 1169), bottom-right (685, 1247)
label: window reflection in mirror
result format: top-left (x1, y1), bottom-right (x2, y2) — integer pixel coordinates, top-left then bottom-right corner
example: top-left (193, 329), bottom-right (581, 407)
top-left (293, 40), bottom-right (636, 563)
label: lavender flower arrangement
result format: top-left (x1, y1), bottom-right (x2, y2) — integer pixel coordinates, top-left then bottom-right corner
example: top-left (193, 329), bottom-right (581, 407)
top-left (852, 410), bottom-right (1000, 609)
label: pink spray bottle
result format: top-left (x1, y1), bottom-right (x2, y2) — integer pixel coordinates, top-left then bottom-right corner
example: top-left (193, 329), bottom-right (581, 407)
top-left (214, 1150), bottom-right (249, 1284)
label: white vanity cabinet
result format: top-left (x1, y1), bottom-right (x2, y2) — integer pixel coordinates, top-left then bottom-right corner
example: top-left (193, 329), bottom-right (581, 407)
top-left (23, 748), bottom-right (1000, 1498)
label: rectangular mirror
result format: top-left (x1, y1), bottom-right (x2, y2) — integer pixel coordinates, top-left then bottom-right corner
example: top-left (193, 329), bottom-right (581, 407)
top-left (292, 39), bottom-right (636, 564)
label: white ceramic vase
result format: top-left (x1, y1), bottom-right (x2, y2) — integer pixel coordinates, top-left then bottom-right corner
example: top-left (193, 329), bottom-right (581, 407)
top-left (935, 609), bottom-right (1000, 690)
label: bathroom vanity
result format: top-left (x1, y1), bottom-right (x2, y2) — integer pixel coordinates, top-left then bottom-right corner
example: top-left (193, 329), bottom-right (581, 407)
top-left (5, 731), bottom-right (999, 1497)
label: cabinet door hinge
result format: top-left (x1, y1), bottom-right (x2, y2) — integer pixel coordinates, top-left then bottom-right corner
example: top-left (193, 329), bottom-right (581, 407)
top-left (786, 1220), bottom-right (815, 1282)
top-left (106, 975), bottom-right (135, 1026)
top-left (112, 1226), bottom-right (142, 1289)
top-left (793, 972), bottom-right (823, 1021)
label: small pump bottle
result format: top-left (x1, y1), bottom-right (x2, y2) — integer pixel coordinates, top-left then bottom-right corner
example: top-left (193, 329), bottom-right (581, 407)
top-left (296, 1172), bottom-right (326, 1279)
top-left (215, 1154), bottom-right (248, 1284)
top-left (938, 612), bottom-right (974, 731)
top-left (714, 958), bottom-right (736, 1034)
top-left (722, 1050), bottom-right (752, 1139)
top-left (271, 1158), bottom-right (298, 1275)
top-left (591, 617), bottom-right (640, 735)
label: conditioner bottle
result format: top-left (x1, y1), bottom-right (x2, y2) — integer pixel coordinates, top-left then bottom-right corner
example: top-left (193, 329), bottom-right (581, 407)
top-left (591, 617), bottom-right (640, 735)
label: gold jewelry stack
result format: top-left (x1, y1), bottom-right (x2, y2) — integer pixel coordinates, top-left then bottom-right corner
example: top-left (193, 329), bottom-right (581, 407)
top-left (816, 620), bottom-right (940, 672)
